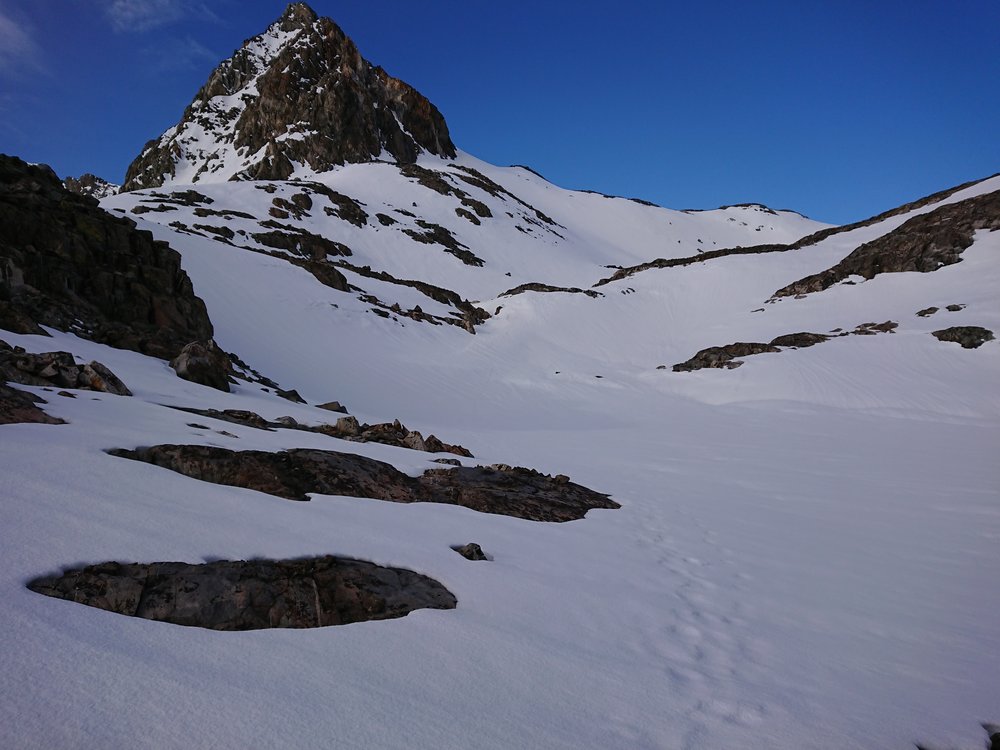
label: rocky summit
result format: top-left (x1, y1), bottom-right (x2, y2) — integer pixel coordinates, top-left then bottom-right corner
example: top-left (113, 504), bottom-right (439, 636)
top-left (123, 2), bottom-right (455, 190)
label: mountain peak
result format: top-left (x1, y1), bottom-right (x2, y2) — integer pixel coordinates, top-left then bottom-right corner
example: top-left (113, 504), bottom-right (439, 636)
top-left (279, 2), bottom-right (318, 28)
top-left (122, 5), bottom-right (455, 191)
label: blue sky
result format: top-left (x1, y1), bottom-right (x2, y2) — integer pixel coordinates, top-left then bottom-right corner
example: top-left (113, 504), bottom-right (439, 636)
top-left (1, 0), bottom-right (997, 224)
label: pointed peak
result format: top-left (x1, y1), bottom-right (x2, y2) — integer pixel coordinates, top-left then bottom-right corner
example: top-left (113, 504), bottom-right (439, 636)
top-left (279, 2), bottom-right (318, 28)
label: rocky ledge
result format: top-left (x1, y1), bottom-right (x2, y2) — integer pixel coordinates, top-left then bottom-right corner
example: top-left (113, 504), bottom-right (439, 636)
top-left (28, 556), bottom-right (456, 631)
top-left (109, 444), bottom-right (618, 522)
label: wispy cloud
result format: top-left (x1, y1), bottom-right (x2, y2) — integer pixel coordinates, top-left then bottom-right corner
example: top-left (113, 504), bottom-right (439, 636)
top-left (144, 34), bottom-right (217, 72)
top-left (105, 0), bottom-right (221, 33)
top-left (0, 4), bottom-right (43, 76)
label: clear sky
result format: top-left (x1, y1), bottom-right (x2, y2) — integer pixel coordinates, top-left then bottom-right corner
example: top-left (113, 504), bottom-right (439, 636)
top-left (1, 0), bottom-right (997, 224)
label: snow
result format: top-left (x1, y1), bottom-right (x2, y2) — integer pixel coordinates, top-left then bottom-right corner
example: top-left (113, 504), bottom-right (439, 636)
top-left (2, 159), bottom-right (999, 749)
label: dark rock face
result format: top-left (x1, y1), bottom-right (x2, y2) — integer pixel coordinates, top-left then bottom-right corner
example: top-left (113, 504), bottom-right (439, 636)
top-left (169, 340), bottom-right (234, 391)
top-left (109, 445), bottom-right (618, 522)
top-left (452, 543), bottom-right (487, 561)
top-left (0, 383), bottom-right (64, 425)
top-left (1, 340), bottom-right (131, 395)
top-left (773, 190), bottom-right (1000, 298)
top-left (767, 332), bottom-right (829, 348)
top-left (62, 173), bottom-right (119, 199)
top-left (27, 556), bottom-right (456, 631)
top-left (931, 326), bottom-right (994, 349)
top-left (123, 3), bottom-right (456, 190)
top-left (0, 155), bottom-right (214, 360)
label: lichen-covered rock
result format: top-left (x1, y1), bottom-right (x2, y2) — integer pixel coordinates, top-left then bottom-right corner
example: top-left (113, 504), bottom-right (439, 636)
top-left (169, 339), bottom-right (234, 391)
top-left (27, 556), bottom-right (456, 630)
top-left (931, 326), bottom-right (995, 349)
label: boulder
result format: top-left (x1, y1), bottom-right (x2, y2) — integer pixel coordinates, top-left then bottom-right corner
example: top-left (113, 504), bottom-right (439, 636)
top-left (931, 326), bottom-right (995, 349)
top-left (27, 556), bottom-right (456, 631)
top-left (169, 339), bottom-right (234, 391)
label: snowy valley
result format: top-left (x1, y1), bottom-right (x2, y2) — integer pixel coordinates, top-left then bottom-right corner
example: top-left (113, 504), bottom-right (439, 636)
top-left (1, 4), bottom-right (998, 749)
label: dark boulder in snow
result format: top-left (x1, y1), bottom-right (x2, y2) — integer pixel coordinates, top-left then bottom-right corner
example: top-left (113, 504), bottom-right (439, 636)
top-left (109, 445), bottom-right (618, 522)
top-left (169, 339), bottom-right (234, 392)
top-left (27, 556), bottom-right (456, 631)
top-left (452, 543), bottom-right (488, 561)
top-left (672, 342), bottom-right (780, 372)
top-left (931, 325), bottom-right (994, 349)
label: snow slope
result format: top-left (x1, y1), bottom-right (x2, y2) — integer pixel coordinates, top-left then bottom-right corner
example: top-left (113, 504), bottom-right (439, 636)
top-left (2, 164), bottom-right (998, 750)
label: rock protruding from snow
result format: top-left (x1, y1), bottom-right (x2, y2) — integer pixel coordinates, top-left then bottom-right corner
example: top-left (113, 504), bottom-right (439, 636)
top-left (62, 174), bottom-right (119, 199)
top-left (110, 445), bottom-right (618, 521)
top-left (0, 341), bottom-right (132, 396)
top-left (931, 326), bottom-right (995, 349)
top-left (169, 339), bottom-right (234, 392)
top-left (27, 556), bottom-right (456, 631)
top-left (772, 190), bottom-right (1000, 298)
top-left (122, 2), bottom-right (456, 190)
top-left (0, 155), bottom-right (214, 360)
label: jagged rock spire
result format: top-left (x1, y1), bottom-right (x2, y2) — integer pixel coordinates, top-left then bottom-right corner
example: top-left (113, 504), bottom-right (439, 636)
top-left (123, 2), bottom-right (456, 190)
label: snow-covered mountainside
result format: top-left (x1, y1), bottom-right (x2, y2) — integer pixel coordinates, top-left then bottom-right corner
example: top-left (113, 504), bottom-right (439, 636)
top-left (2, 4), bottom-right (998, 750)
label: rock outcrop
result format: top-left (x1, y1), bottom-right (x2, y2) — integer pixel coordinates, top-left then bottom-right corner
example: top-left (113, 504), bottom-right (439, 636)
top-left (27, 556), bottom-right (456, 630)
top-left (0, 383), bottom-right (64, 425)
top-left (0, 155), bottom-right (214, 360)
top-left (62, 173), bottom-right (119, 199)
top-left (669, 322), bottom-right (898, 371)
top-left (1, 340), bottom-right (131, 395)
top-left (109, 445), bottom-right (618, 522)
top-left (452, 543), bottom-right (488, 561)
top-left (772, 190), bottom-right (1000, 298)
top-left (123, 2), bottom-right (455, 190)
top-left (931, 326), bottom-right (995, 349)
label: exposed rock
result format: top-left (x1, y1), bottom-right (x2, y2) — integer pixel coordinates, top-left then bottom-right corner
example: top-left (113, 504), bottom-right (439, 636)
top-left (772, 190), bottom-right (1000, 298)
top-left (317, 400), bottom-right (348, 413)
top-left (768, 332), bottom-right (829, 348)
top-left (122, 3), bottom-right (455, 190)
top-left (169, 339), bottom-right (234, 392)
top-left (0, 155), bottom-right (214, 360)
top-left (403, 220), bottom-right (484, 267)
top-left (27, 556), bottom-right (456, 631)
top-left (671, 322), bottom-right (899, 371)
top-left (915, 306), bottom-right (939, 317)
top-left (166, 405), bottom-right (472, 457)
top-left (672, 342), bottom-right (779, 372)
top-left (62, 173), bottom-right (119, 200)
top-left (110, 445), bottom-right (618, 521)
top-left (945, 303), bottom-right (965, 312)
top-left (252, 225), bottom-right (352, 260)
top-left (0, 341), bottom-right (131, 396)
top-left (597, 177), bottom-right (1000, 288)
top-left (499, 282), bottom-right (603, 299)
top-left (931, 326), bottom-right (994, 349)
top-left (452, 543), bottom-right (488, 561)
top-left (0, 383), bottom-right (64, 425)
